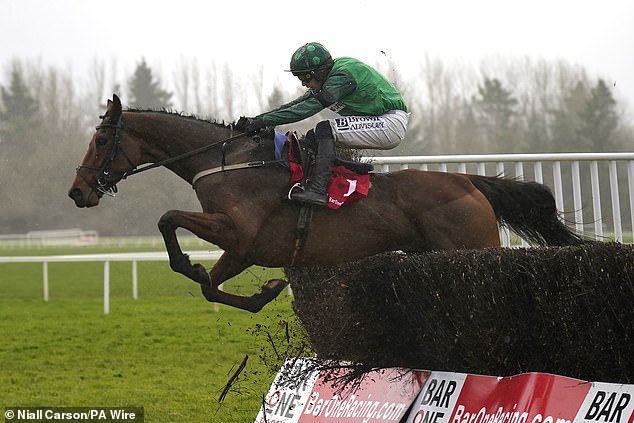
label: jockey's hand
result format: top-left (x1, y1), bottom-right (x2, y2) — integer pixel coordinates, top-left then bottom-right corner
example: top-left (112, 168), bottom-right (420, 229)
top-left (244, 117), bottom-right (265, 136)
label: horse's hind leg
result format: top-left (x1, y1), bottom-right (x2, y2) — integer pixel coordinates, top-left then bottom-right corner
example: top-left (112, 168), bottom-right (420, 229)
top-left (157, 209), bottom-right (287, 312)
top-left (202, 252), bottom-right (288, 313)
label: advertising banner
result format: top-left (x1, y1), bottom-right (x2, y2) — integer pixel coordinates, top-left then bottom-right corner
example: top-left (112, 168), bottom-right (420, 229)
top-left (256, 359), bottom-right (634, 423)
top-left (255, 359), bottom-right (427, 423)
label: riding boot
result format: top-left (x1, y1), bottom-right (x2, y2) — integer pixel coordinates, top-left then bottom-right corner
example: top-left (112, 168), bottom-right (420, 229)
top-left (291, 133), bottom-right (335, 207)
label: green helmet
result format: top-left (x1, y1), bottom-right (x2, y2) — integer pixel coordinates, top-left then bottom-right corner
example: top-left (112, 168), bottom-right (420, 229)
top-left (288, 42), bottom-right (333, 76)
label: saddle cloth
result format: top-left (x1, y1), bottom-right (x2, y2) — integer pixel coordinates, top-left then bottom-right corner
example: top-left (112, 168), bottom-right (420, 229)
top-left (275, 132), bottom-right (371, 210)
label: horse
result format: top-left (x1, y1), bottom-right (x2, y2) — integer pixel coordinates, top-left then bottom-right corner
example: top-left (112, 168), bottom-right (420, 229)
top-left (68, 94), bottom-right (584, 312)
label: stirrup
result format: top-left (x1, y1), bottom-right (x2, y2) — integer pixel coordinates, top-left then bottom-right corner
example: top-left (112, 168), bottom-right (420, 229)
top-left (287, 182), bottom-right (304, 200)
top-left (290, 189), bottom-right (328, 207)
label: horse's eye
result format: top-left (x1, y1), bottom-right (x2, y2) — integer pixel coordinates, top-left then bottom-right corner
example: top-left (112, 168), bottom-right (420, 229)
top-left (96, 138), bottom-right (107, 147)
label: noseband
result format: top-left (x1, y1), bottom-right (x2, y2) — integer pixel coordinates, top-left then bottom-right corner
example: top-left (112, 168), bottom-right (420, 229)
top-left (75, 114), bottom-right (134, 198)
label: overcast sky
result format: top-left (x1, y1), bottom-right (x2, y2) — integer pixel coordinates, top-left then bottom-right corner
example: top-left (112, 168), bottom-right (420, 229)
top-left (2, 0), bottom-right (634, 117)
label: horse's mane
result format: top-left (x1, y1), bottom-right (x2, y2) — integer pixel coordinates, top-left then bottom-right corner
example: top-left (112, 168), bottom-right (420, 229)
top-left (125, 107), bottom-right (234, 131)
top-left (124, 108), bottom-right (276, 139)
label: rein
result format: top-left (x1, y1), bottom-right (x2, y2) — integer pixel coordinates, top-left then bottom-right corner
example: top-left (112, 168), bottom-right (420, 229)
top-left (117, 129), bottom-right (284, 188)
top-left (122, 131), bottom-right (251, 179)
top-left (125, 131), bottom-right (283, 188)
top-left (77, 112), bottom-right (284, 197)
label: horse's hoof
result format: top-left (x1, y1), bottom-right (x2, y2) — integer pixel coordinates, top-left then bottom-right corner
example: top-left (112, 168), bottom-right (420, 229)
top-left (261, 279), bottom-right (289, 299)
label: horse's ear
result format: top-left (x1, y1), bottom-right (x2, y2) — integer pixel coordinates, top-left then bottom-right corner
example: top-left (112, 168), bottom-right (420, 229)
top-left (111, 94), bottom-right (122, 117)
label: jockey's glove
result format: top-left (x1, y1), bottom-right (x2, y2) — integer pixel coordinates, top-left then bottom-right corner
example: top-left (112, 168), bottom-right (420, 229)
top-left (244, 117), bottom-right (265, 135)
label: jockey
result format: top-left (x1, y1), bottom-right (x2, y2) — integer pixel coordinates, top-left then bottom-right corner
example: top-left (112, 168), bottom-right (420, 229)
top-left (244, 42), bottom-right (409, 207)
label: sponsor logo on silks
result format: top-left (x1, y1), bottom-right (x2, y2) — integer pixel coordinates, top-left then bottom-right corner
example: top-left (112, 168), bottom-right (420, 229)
top-left (334, 117), bottom-right (351, 130)
top-left (329, 102), bottom-right (345, 113)
top-left (334, 116), bottom-right (386, 132)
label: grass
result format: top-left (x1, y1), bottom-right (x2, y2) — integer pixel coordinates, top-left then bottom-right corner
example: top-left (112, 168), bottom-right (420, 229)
top-left (0, 246), bottom-right (303, 422)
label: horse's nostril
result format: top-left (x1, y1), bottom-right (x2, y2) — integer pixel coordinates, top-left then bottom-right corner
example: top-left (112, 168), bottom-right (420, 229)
top-left (69, 188), bottom-right (86, 207)
top-left (69, 188), bottom-right (81, 200)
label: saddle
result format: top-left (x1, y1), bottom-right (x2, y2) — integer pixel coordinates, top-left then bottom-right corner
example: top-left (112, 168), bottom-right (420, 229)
top-left (274, 131), bottom-right (373, 210)
top-left (274, 131), bottom-right (374, 175)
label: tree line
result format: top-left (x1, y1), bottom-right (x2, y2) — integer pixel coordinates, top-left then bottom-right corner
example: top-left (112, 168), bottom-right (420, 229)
top-left (0, 56), bottom-right (632, 235)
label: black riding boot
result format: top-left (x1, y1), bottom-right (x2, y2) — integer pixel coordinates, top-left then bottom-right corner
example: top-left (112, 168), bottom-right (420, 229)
top-left (291, 129), bottom-right (335, 207)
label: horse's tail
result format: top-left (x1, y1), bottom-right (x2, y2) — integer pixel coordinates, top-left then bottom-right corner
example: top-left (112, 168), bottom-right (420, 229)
top-left (467, 174), bottom-right (586, 246)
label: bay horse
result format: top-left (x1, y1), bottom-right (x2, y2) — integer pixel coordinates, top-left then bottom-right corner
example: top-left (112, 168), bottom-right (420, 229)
top-left (68, 95), bottom-right (583, 312)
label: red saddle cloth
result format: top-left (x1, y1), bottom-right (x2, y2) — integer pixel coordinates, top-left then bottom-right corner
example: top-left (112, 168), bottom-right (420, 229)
top-left (289, 163), bottom-right (370, 209)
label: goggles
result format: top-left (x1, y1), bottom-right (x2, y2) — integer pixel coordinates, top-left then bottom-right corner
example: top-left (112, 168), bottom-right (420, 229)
top-left (295, 71), bottom-right (314, 82)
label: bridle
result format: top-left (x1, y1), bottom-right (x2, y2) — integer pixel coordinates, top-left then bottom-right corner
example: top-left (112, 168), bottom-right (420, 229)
top-left (75, 113), bottom-right (280, 200)
top-left (75, 114), bottom-right (134, 199)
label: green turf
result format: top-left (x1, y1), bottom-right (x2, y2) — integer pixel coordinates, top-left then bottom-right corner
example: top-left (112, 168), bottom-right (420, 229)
top-left (0, 251), bottom-right (303, 422)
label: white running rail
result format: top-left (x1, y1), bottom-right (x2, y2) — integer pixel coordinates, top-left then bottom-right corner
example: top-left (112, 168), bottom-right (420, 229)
top-left (371, 152), bottom-right (634, 244)
top-left (0, 251), bottom-right (222, 314)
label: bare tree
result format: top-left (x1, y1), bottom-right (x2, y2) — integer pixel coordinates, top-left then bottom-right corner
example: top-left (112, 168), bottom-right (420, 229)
top-left (201, 62), bottom-right (219, 118)
top-left (190, 59), bottom-right (204, 115)
top-left (86, 57), bottom-right (107, 114)
top-left (173, 56), bottom-right (190, 111)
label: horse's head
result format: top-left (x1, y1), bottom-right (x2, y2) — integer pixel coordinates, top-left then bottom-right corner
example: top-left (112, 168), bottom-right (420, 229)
top-left (68, 94), bottom-right (136, 207)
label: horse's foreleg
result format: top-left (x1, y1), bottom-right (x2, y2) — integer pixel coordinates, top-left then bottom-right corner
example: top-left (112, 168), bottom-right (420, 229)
top-left (157, 209), bottom-right (231, 285)
top-left (157, 209), bottom-right (288, 312)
